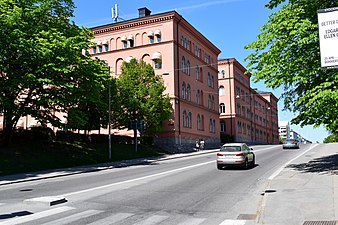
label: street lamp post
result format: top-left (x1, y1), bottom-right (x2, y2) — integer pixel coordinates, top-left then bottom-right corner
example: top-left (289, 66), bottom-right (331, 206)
top-left (108, 66), bottom-right (112, 161)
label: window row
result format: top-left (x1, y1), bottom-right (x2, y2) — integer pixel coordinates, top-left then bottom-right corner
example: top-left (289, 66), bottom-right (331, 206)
top-left (92, 30), bottom-right (162, 54)
top-left (181, 56), bottom-right (215, 87)
top-left (182, 110), bottom-right (216, 133)
top-left (182, 82), bottom-right (216, 110)
top-left (180, 35), bottom-right (215, 69)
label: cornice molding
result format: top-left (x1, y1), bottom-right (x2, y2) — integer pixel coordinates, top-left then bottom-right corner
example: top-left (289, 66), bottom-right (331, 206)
top-left (93, 15), bottom-right (175, 35)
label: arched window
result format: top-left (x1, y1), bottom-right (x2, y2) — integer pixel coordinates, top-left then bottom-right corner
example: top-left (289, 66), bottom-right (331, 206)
top-left (208, 94), bottom-right (212, 109)
top-left (188, 112), bottom-right (192, 128)
top-left (196, 65), bottom-right (199, 80)
top-left (222, 70), bottom-right (225, 78)
top-left (212, 95), bottom-right (215, 110)
top-left (219, 85), bottom-right (225, 96)
top-left (182, 82), bottom-right (186, 99)
top-left (183, 110), bottom-right (187, 127)
top-left (186, 84), bottom-right (191, 101)
top-left (219, 103), bottom-right (226, 114)
top-left (186, 60), bottom-right (190, 75)
top-left (211, 75), bottom-right (214, 88)
top-left (196, 89), bottom-right (200, 104)
top-left (181, 56), bottom-right (185, 73)
top-left (197, 114), bottom-right (201, 130)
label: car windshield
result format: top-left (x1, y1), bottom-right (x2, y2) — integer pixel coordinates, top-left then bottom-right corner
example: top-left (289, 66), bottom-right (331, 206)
top-left (220, 146), bottom-right (241, 152)
top-left (285, 139), bottom-right (297, 142)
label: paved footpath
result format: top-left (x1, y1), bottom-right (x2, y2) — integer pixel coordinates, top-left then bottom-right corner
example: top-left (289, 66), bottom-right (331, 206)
top-left (256, 143), bottom-right (338, 225)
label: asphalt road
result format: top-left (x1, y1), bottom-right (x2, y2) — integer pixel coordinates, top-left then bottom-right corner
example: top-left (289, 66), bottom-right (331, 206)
top-left (0, 144), bottom-right (311, 225)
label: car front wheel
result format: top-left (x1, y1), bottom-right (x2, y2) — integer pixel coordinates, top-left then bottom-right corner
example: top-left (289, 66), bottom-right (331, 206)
top-left (242, 159), bottom-right (248, 170)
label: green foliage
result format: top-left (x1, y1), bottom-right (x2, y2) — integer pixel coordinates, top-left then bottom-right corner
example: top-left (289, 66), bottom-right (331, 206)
top-left (245, 0), bottom-right (338, 133)
top-left (0, 0), bottom-right (109, 144)
top-left (323, 133), bottom-right (338, 143)
top-left (114, 59), bottom-right (172, 135)
top-left (279, 136), bottom-right (285, 144)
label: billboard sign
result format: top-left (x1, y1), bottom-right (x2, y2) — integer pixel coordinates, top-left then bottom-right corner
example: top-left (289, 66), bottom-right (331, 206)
top-left (317, 7), bottom-right (338, 69)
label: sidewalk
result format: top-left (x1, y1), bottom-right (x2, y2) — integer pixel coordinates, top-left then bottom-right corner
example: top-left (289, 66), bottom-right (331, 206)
top-left (0, 149), bottom-right (219, 186)
top-left (257, 143), bottom-right (338, 225)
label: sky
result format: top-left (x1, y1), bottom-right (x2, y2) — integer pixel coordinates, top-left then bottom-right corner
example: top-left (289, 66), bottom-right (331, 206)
top-left (72, 0), bottom-right (329, 143)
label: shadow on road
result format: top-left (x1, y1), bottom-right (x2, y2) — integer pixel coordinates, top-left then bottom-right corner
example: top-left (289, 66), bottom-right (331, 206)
top-left (287, 153), bottom-right (338, 174)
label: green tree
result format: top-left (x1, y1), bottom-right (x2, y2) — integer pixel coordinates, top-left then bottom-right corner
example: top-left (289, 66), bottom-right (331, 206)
top-left (114, 58), bottom-right (172, 135)
top-left (323, 132), bottom-right (338, 143)
top-left (245, 0), bottom-right (338, 133)
top-left (0, 0), bottom-right (109, 145)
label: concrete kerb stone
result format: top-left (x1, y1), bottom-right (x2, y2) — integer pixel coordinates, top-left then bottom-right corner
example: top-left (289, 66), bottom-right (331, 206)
top-left (0, 149), bottom-right (219, 186)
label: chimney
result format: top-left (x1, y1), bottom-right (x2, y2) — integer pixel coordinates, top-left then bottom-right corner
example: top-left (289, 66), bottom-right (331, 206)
top-left (138, 7), bottom-right (151, 18)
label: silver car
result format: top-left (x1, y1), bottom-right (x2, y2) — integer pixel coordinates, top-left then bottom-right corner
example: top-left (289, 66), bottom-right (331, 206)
top-left (282, 138), bottom-right (300, 149)
top-left (216, 143), bottom-right (255, 170)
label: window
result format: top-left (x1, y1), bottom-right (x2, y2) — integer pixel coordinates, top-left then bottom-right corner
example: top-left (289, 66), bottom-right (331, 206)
top-left (182, 57), bottom-right (185, 73)
top-left (196, 89), bottom-right (201, 104)
top-left (154, 61), bottom-right (162, 69)
top-left (104, 44), bottom-right (108, 52)
top-left (129, 40), bottom-right (134, 48)
top-left (219, 86), bottom-right (225, 96)
top-left (197, 114), bottom-right (202, 130)
top-left (208, 95), bottom-right (212, 109)
top-left (188, 112), bottom-right (192, 128)
top-left (123, 41), bottom-right (127, 49)
top-left (155, 30), bottom-right (161, 43)
top-left (219, 103), bottom-right (226, 114)
top-left (196, 65), bottom-right (199, 80)
top-left (99, 45), bottom-right (103, 53)
top-left (183, 110), bottom-right (187, 127)
top-left (220, 121), bottom-right (226, 132)
top-left (222, 70), bottom-right (225, 78)
top-left (209, 118), bottom-right (215, 133)
top-left (92, 47), bottom-right (96, 54)
top-left (182, 82), bottom-right (186, 99)
top-left (212, 95), bottom-right (215, 110)
top-left (149, 36), bottom-right (154, 44)
top-left (211, 75), bottom-right (214, 88)
top-left (186, 60), bottom-right (190, 75)
top-left (186, 84), bottom-right (191, 101)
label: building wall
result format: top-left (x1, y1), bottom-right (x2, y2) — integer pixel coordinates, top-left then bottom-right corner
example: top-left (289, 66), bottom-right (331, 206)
top-left (218, 58), bottom-right (279, 144)
top-left (91, 9), bottom-right (221, 150)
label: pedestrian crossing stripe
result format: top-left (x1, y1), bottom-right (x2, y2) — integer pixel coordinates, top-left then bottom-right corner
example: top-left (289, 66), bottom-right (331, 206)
top-left (0, 206), bottom-right (75, 225)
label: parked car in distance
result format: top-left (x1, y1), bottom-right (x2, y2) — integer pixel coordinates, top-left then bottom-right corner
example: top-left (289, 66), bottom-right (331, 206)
top-left (282, 138), bottom-right (300, 149)
top-left (216, 143), bottom-right (255, 170)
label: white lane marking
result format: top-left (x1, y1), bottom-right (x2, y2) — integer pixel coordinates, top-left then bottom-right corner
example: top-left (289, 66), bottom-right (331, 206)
top-left (178, 217), bottom-right (206, 225)
top-left (253, 145), bottom-right (281, 153)
top-left (0, 206), bottom-right (75, 225)
top-left (43, 209), bottom-right (103, 225)
top-left (219, 220), bottom-right (246, 225)
top-left (87, 213), bottom-right (134, 225)
top-left (137, 215), bottom-right (169, 225)
top-left (268, 144), bottom-right (319, 180)
top-left (63, 161), bottom-right (214, 197)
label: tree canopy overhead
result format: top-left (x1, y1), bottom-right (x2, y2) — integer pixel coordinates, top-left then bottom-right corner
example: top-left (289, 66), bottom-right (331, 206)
top-left (245, 0), bottom-right (338, 132)
top-left (0, 0), bottom-right (109, 144)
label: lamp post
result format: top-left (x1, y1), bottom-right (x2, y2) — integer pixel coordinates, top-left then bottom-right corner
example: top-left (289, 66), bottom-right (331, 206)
top-left (108, 66), bottom-right (112, 161)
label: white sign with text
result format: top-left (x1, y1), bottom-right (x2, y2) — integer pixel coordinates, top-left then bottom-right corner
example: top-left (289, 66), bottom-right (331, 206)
top-left (318, 7), bottom-right (338, 69)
